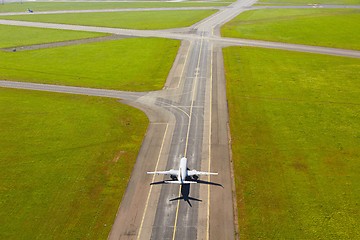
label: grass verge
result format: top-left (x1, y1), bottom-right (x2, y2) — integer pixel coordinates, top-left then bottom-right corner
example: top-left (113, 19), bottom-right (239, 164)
top-left (255, 0), bottom-right (360, 5)
top-left (0, 38), bottom-right (180, 91)
top-left (221, 9), bottom-right (360, 50)
top-left (224, 47), bottom-right (360, 239)
top-left (0, 1), bottom-right (228, 13)
top-left (0, 87), bottom-right (148, 239)
top-left (0, 24), bottom-right (107, 48)
top-left (0, 10), bottom-right (217, 30)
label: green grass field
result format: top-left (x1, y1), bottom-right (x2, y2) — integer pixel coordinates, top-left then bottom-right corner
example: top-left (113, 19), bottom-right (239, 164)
top-left (223, 47), bottom-right (360, 239)
top-left (0, 25), bottom-right (107, 48)
top-left (256, 0), bottom-right (360, 5)
top-left (0, 88), bottom-right (148, 239)
top-left (0, 10), bottom-right (217, 30)
top-left (0, 37), bottom-right (180, 91)
top-left (221, 9), bottom-right (360, 50)
top-left (0, 1), bottom-right (228, 13)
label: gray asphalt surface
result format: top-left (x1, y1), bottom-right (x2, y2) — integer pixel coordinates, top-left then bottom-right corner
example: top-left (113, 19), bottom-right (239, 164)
top-left (1, 1), bottom-right (359, 239)
top-left (216, 37), bottom-right (360, 58)
top-left (0, 80), bottom-right (145, 100)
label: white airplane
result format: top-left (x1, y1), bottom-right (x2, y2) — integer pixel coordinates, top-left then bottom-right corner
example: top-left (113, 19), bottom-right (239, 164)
top-left (147, 157), bottom-right (218, 184)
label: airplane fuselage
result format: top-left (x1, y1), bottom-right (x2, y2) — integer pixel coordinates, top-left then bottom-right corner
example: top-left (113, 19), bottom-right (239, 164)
top-left (179, 157), bottom-right (188, 183)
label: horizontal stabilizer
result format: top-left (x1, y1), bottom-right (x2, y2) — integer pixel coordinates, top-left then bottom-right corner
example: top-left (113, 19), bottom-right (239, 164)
top-left (187, 170), bottom-right (218, 176)
top-left (147, 169), bottom-right (178, 175)
top-left (164, 180), bottom-right (197, 184)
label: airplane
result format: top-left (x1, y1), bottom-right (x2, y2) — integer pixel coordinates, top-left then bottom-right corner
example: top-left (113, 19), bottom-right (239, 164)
top-left (147, 157), bottom-right (218, 184)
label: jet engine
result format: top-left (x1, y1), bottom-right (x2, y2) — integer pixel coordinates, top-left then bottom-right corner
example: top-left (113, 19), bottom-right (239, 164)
top-left (192, 175), bottom-right (199, 180)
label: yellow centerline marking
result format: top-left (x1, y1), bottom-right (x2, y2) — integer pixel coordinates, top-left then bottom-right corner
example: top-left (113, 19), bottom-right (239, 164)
top-left (172, 34), bottom-right (204, 240)
top-left (184, 38), bottom-right (204, 158)
top-left (137, 123), bottom-right (169, 240)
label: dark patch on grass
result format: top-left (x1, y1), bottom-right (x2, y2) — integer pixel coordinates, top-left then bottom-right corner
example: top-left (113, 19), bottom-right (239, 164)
top-left (292, 159), bottom-right (309, 172)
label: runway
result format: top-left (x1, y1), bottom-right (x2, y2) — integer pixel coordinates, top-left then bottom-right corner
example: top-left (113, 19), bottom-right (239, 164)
top-left (1, 0), bottom-right (359, 239)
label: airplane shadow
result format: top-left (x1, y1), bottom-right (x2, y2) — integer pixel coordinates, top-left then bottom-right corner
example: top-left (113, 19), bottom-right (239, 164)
top-left (150, 180), bottom-right (167, 185)
top-left (195, 179), bottom-right (223, 188)
top-left (169, 184), bottom-right (201, 207)
top-left (150, 178), bottom-right (223, 207)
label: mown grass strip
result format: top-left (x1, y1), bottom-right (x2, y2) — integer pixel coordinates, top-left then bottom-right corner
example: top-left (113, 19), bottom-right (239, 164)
top-left (0, 10), bottom-right (217, 30)
top-left (224, 47), bottom-right (360, 239)
top-left (0, 88), bottom-right (148, 239)
top-left (0, 1), bottom-right (228, 13)
top-left (221, 9), bottom-right (360, 50)
top-left (256, 0), bottom-right (360, 5)
top-left (0, 24), bottom-right (107, 48)
top-left (0, 38), bottom-right (180, 91)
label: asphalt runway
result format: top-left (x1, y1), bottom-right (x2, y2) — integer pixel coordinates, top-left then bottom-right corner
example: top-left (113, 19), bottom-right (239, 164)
top-left (1, 1), bottom-right (359, 239)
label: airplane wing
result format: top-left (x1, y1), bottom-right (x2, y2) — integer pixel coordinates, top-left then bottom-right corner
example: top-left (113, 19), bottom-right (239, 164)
top-left (147, 169), bottom-right (179, 176)
top-left (187, 170), bottom-right (218, 176)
